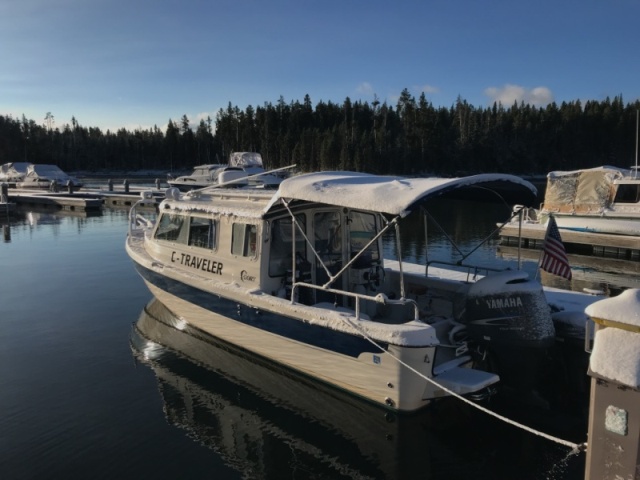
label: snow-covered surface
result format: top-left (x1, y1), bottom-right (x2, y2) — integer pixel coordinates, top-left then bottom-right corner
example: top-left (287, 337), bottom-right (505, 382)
top-left (585, 288), bottom-right (640, 327)
top-left (590, 328), bottom-right (640, 388)
top-left (162, 188), bottom-right (274, 219)
top-left (543, 285), bottom-right (604, 314)
top-left (265, 171), bottom-right (537, 217)
top-left (588, 289), bottom-right (640, 388)
top-left (229, 152), bottom-right (263, 168)
top-left (0, 162), bottom-right (32, 181)
top-left (19, 164), bottom-right (81, 184)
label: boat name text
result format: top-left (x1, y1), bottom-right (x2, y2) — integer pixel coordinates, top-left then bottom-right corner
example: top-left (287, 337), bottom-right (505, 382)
top-left (171, 251), bottom-right (223, 275)
top-left (485, 297), bottom-right (523, 309)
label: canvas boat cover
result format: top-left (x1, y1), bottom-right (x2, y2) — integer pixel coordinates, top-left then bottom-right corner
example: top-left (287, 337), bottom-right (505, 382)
top-left (0, 162), bottom-right (32, 180)
top-left (542, 166), bottom-right (628, 213)
top-left (25, 164), bottom-right (71, 179)
top-left (265, 171), bottom-right (538, 217)
top-left (229, 152), bottom-right (263, 168)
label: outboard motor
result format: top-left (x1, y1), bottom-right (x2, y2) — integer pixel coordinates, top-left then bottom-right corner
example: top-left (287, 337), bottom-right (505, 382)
top-left (458, 270), bottom-right (555, 402)
top-left (460, 270), bottom-right (555, 348)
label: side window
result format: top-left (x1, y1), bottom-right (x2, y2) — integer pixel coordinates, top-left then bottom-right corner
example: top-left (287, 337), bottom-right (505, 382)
top-left (269, 214), bottom-right (306, 277)
top-left (154, 213), bottom-right (188, 243)
top-left (231, 223), bottom-right (258, 257)
top-left (614, 184), bottom-right (640, 204)
top-left (188, 217), bottom-right (217, 249)
top-left (350, 211), bottom-right (379, 262)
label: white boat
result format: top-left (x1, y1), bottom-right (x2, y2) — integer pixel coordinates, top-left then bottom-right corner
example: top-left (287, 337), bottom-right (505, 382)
top-left (16, 164), bottom-right (83, 190)
top-left (536, 165), bottom-right (640, 236)
top-left (167, 152), bottom-right (284, 192)
top-left (0, 162), bottom-right (32, 186)
top-left (126, 171), bottom-right (599, 412)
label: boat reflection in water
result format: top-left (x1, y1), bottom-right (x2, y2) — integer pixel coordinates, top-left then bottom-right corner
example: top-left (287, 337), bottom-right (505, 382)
top-left (130, 298), bottom-right (586, 480)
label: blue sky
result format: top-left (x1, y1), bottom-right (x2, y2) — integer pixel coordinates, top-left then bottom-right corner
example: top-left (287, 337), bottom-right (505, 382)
top-left (2, 0), bottom-right (639, 133)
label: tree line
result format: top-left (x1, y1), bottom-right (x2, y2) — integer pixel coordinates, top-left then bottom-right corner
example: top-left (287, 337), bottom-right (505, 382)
top-left (1, 91), bottom-right (638, 176)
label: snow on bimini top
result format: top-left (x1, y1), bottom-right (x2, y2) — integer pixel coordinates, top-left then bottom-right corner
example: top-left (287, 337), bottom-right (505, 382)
top-left (587, 289), bottom-right (640, 389)
top-left (265, 171), bottom-right (538, 217)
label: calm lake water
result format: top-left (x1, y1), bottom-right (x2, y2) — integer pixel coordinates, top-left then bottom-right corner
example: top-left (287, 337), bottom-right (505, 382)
top-left (1, 185), bottom-right (636, 479)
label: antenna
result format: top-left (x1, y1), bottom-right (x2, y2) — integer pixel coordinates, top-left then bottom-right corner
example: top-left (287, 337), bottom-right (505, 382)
top-left (635, 109), bottom-right (639, 178)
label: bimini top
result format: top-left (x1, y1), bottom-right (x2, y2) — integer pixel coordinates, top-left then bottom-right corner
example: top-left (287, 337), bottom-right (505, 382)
top-left (265, 171), bottom-right (538, 217)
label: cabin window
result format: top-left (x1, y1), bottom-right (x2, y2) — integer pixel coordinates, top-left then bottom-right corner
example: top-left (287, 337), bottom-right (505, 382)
top-left (269, 215), bottom-right (307, 277)
top-left (188, 217), bottom-right (217, 249)
top-left (154, 213), bottom-right (188, 243)
top-left (349, 211), bottom-right (380, 264)
top-left (231, 223), bottom-right (258, 257)
top-left (614, 184), bottom-right (640, 203)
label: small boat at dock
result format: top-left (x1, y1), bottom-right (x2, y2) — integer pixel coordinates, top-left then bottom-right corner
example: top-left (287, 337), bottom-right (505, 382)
top-left (126, 170), bottom-right (602, 411)
top-left (167, 152), bottom-right (284, 192)
top-left (537, 165), bottom-right (640, 236)
top-left (0, 162), bottom-right (32, 187)
top-left (16, 164), bottom-right (83, 190)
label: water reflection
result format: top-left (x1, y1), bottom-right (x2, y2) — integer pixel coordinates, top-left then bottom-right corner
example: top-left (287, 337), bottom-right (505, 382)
top-left (385, 197), bottom-right (637, 294)
top-left (131, 298), bottom-right (586, 480)
top-left (385, 197), bottom-right (524, 269)
top-left (498, 246), bottom-right (640, 296)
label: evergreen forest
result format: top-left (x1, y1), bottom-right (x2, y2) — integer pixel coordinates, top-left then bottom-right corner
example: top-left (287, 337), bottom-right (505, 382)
top-left (1, 90), bottom-right (639, 177)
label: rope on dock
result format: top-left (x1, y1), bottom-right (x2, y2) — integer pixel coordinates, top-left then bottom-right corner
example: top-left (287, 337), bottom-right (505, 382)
top-left (343, 316), bottom-right (588, 453)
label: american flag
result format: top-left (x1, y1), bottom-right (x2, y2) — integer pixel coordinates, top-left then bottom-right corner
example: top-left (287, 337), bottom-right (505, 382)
top-left (540, 216), bottom-right (572, 280)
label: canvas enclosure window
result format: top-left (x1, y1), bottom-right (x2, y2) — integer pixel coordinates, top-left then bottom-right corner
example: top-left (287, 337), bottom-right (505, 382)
top-left (269, 215), bottom-right (306, 277)
top-left (188, 217), bottom-right (217, 249)
top-left (154, 213), bottom-right (188, 243)
top-left (232, 223), bottom-right (258, 257)
top-left (349, 211), bottom-right (379, 267)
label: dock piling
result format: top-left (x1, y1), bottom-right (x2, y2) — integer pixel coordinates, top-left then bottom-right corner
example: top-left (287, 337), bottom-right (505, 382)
top-left (584, 289), bottom-right (640, 480)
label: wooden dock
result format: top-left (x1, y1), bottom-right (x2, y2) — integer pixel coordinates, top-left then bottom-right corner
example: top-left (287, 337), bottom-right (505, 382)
top-left (6, 187), bottom-right (162, 212)
top-left (500, 224), bottom-right (640, 260)
top-left (9, 191), bottom-right (103, 212)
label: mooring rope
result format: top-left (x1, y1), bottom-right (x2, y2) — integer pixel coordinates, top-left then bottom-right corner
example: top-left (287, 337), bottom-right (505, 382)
top-left (342, 316), bottom-right (588, 453)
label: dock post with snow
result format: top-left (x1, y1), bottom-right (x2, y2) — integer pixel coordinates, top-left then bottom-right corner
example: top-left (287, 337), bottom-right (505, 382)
top-left (584, 289), bottom-right (640, 480)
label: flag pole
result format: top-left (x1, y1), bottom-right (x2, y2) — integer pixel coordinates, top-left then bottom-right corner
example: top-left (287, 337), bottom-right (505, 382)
top-left (538, 214), bottom-right (572, 281)
top-left (534, 215), bottom-right (548, 281)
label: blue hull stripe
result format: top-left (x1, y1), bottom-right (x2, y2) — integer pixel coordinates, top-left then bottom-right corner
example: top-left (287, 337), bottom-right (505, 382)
top-left (134, 263), bottom-right (387, 358)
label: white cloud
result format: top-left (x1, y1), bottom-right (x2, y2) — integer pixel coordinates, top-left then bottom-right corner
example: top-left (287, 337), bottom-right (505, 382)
top-left (415, 84), bottom-right (439, 95)
top-left (355, 82), bottom-right (374, 95)
top-left (484, 84), bottom-right (554, 107)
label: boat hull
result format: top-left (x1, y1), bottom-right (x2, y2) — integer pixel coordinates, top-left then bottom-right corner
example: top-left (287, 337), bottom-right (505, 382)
top-left (551, 214), bottom-right (640, 236)
top-left (140, 276), bottom-right (436, 411)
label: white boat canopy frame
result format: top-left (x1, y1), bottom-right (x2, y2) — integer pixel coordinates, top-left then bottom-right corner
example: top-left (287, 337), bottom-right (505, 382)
top-left (265, 171), bottom-right (538, 217)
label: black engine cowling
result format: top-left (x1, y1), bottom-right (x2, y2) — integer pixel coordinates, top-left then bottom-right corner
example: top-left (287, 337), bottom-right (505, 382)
top-left (458, 270), bottom-right (555, 349)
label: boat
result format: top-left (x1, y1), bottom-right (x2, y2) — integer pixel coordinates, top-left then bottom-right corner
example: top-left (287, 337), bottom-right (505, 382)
top-left (126, 170), bottom-right (599, 412)
top-left (167, 152), bottom-right (284, 192)
top-left (16, 164), bottom-right (83, 190)
top-left (0, 162), bottom-right (32, 187)
top-left (535, 165), bottom-right (640, 236)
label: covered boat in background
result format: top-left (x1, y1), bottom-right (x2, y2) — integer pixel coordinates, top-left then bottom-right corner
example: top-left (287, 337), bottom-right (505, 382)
top-left (538, 166), bottom-right (640, 236)
top-left (0, 162), bottom-right (32, 186)
top-left (126, 170), bottom-right (599, 412)
top-left (16, 164), bottom-right (82, 190)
